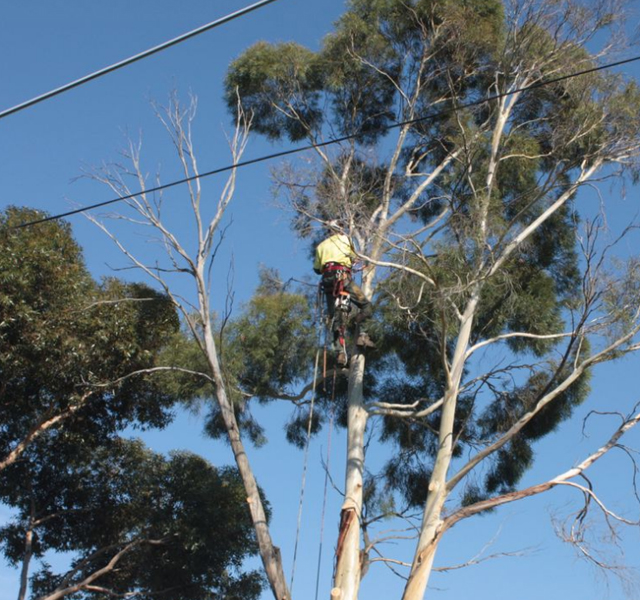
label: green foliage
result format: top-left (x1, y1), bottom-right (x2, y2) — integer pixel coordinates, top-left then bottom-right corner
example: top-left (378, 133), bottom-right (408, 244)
top-left (479, 358), bottom-right (591, 493)
top-left (227, 0), bottom-right (504, 146)
top-left (1, 438), bottom-right (263, 600)
top-left (384, 452), bottom-right (433, 509)
top-left (0, 207), bottom-right (264, 599)
top-left (0, 207), bottom-right (180, 455)
top-left (229, 283), bottom-right (316, 400)
top-left (223, 0), bottom-right (640, 518)
top-left (225, 42), bottom-right (324, 142)
top-left (285, 408), bottom-right (322, 449)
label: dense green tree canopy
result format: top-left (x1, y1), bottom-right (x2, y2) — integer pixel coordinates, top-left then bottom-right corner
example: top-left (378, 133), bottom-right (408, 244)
top-left (0, 207), bottom-right (265, 600)
top-left (0, 207), bottom-right (180, 455)
top-left (19, 2), bottom-right (637, 598)
top-left (223, 0), bottom-right (640, 501)
top-left (223, 2), bottom-right (640, 596)
top-left (1, 438), bottom-right (263, 600)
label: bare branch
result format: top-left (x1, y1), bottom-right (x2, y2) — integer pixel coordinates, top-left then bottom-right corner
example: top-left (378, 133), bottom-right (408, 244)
top-left (445, 407), bottom-right (640, 529)
top-left (0, 391), bottom-right (95, 472)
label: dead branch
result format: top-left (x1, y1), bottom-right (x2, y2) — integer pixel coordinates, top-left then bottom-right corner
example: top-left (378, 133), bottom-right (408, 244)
top-left (444, 407), bottom-right (640, 530)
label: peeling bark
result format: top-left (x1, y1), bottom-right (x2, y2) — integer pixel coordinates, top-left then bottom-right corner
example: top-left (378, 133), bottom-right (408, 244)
top-left (332, 354), bottom-right (368, 600)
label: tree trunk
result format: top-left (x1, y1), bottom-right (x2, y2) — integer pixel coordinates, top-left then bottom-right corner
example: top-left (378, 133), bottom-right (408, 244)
top-left (331, 353), bottom-right (368, 600)
top-left (18, 500), bottom-right (35, 600)
top-left (402, 294), bottom-right (480, 600)
top-left (401, 484), bottom-right (446, 600)
top-left (203, 324), bottom-right (291, 600)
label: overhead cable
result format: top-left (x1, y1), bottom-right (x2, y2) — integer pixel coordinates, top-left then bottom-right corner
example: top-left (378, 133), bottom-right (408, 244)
top-left (0, 0), bottom-right (280, 122)
top-left (12, 54), bottom-right (640, 230)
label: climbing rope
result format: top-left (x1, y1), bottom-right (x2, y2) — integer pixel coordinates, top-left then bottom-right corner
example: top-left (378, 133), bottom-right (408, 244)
top-left (290, 276), bottom-right (346, 594)
top-left (289, 345), bottom-right (321, 593)
top-left (289, 285), bottom-right (324, 592)
top-left (314, 369), bottom-right (337, 600)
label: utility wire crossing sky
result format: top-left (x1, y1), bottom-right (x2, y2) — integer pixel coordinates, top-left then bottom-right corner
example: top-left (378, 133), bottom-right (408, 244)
top-left (0, 0), bottom-right (280, 122)
top-left (13, 53), bottom-right (640, 231)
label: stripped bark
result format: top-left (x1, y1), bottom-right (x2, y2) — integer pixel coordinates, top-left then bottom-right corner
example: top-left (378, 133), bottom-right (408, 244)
top-left (332, 354), bottom-right (369, 600)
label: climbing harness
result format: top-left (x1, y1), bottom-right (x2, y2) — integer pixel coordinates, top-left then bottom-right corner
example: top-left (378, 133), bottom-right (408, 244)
top-left (325, 264), bottom-right (352, 367)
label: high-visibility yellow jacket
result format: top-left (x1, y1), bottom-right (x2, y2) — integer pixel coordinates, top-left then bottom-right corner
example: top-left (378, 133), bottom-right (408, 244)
top-left (313, 234), bottom-right (355, 273)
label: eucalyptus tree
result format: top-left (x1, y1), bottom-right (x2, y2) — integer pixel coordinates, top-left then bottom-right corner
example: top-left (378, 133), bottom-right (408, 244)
top-left (224, 0), bottom-right (640, 598)
top-left (0, 207), bottom-right (264, 600)
top-left (0, 206), bottom-right (179, 473)
top-left (1, 438), bottom-right (263, 600)
top-left (85, 95), bottom-right (295, 600)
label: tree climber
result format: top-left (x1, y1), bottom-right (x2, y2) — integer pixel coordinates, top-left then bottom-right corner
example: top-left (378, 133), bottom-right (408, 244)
top-left (313, 221), bottom-right (375, 366)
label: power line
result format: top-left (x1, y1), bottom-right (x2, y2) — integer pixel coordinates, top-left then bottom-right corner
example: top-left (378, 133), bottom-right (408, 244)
top-left (13, 53), bottom-right (640, 230)
top-left (0, 0), bottom-right (280, 122)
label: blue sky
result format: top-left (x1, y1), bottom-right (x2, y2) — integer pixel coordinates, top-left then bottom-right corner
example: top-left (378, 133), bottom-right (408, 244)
top-left (1, 1), bottom-right (640, 600)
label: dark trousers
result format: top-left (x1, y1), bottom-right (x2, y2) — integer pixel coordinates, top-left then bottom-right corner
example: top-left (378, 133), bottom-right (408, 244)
top-left (322, 270), bottom-right (372, 331)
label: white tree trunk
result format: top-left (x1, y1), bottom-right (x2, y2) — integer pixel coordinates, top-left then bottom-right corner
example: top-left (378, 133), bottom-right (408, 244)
top-left (331, 353), bottom-right (368, 600)
top-left (17, 505), bottom-right (34, 600)
top-left (402, 293), bottom-right (480, 600)
top-left (202, 321), bottom-right (290, 600)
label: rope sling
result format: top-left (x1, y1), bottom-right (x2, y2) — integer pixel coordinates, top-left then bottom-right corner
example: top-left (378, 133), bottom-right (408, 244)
top-left (289, 278), bottom-right (348, 595)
